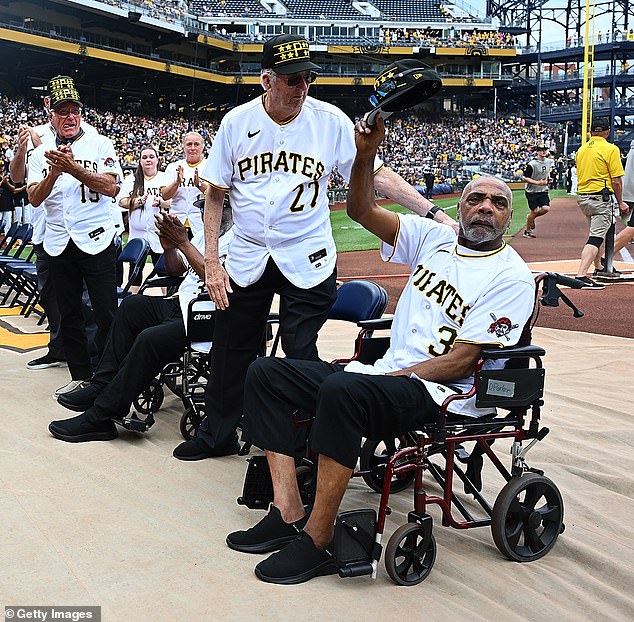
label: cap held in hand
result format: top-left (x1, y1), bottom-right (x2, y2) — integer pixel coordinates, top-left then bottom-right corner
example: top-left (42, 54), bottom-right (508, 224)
top-left (366, 60), bottom-right (442, 125)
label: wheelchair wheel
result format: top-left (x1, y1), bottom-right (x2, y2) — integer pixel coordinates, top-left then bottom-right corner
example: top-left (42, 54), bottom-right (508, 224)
top-left (133, 380), bottom-right (164, 415)
top-left (385, 523), bottom-right (436, 586)
top-left (491, 473), bottom-right (564, 563)
top-left (179, 405), bottom-right (204, 440)
top-left (359, 437), bottom-right (416, 494)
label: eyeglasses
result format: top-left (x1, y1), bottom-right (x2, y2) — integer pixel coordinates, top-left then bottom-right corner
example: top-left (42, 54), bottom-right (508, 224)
top-left (276, 71), bottom-right (318, 87)
top-left (54, 107), bottom-right (82, 118)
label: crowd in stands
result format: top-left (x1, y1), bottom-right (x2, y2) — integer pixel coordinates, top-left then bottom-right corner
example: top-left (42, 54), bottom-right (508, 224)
top-left (378, 28), bottom-right (515, 48)
top-left (100, 0), bottom-right (188, 24)
top-left (0, 94), bottom-right (560, 193)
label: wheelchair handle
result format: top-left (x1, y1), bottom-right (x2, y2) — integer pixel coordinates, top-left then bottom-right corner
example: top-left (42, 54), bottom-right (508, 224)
top-left (552, 273), bottom-right (584, 289)
top-left (539, 272), bottom-right (584, 318)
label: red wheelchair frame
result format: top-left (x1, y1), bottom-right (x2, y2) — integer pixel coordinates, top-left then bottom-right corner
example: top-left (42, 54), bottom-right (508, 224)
top-left (334, 271), bottom-right (584, 585)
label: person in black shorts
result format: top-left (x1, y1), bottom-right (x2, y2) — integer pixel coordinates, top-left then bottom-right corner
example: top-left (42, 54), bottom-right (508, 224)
top-left (522, 145), bottom-right (554, 238)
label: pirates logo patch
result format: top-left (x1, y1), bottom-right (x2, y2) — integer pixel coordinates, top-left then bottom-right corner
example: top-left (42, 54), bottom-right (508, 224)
top-left (487, 313), bottom-right (519, 341)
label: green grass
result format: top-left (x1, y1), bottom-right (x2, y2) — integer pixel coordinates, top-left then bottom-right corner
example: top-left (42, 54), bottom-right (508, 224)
top-left (332, 189), bottom-right (569, 252)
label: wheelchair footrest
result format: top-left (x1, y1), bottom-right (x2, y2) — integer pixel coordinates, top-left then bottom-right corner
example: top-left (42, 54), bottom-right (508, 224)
top-left (334, 509), bottom-right (380, 579)
top-left (338, 561), bottom-right (374, 578)
top-left (113, 412), bottom-right (155, 433)
top-left (237, 455), bottom-right (273, 510)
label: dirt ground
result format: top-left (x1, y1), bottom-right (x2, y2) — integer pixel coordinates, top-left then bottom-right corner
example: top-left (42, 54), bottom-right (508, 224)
top-left (336, 196), bottom-right (634, 339)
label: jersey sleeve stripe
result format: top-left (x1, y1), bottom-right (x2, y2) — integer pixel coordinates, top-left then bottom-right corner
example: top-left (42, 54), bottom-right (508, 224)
top-left (204, 180), bottom-right (230, 191)
top-left (382, 212), bottom-right (401, 263)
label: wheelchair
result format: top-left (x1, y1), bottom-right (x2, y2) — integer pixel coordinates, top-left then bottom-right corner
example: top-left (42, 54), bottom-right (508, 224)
top-left (237, 272), bottom-right (585, 585)
top-left (122, 279), bottom-right (388, 438)
top-left (114, 292), bottom-right (215, 435)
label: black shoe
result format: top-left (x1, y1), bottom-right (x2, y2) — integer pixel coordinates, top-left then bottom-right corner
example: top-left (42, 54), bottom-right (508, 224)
top-left (172, 435), bottom-right (240, 461)
top-left (57, 382), bottom-right (104, 412)
top-left (49, 413), bottom-right (118, 443)
top-left (27, 354), bottom-right (67, 370)
top-left (227, 505), bottom-right (308, 554)
top-left (522, 230), bottom-right (536, 238)
top-left (577, 276), bottom-right (605, 289)
top-left (254, 532), bottom-right (337, 585)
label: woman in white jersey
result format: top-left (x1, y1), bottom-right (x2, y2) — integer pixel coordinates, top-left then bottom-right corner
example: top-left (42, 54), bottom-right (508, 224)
top-left (118, 145), bottom-right (170, 291)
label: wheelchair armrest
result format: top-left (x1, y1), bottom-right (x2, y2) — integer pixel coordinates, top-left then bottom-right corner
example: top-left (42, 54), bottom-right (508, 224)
top-left (357, 317), bottom-right (393, 330)
top-left (480, 345), bottom-right (546, 360)
top-left (139, 275), bottom-right (185, 293)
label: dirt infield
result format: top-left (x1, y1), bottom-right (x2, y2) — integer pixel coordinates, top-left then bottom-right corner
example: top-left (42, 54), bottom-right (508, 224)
top-left (337, 196), bottom-right (634, 339)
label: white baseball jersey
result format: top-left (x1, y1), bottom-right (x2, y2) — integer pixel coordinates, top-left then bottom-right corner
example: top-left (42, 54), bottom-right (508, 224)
top-left (163, 158), bottom-right (205, 235)
top-left (200, 94), bottom-right (382, 289)
top-left (26, 122), bottom-right (101, 244)
top-left (28, 129), bottom-right (123, 256)
top-left (345, 215), bottom-right (535, 417)
top-left (118, 171), bottom-right (170, 253)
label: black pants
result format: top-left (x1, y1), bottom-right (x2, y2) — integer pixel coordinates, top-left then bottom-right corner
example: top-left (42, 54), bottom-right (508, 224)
top-left (48, 239), bottom-right (118, 380)
top-left (85, 295), bottom-right (188, 423)
top-left (242, 358), bottom-right (439, 470)
top-left (33, 243), bottom-right (64, 360)
top-left (198, 258), bottom-right (337, 450)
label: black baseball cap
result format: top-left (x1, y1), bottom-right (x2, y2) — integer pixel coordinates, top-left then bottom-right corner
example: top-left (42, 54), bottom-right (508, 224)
top-left (261, 34), bottom-right (320, 74)
top-left (591, 117), bottom-right (610, 132)
top-left (48, 75), bottom-right (81, 109)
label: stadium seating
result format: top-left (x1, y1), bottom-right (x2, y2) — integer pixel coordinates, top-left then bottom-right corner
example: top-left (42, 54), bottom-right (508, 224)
top-left (371, 0), bottom-right (445, 21)
top-left (190, 0), bottom-right (269, 17)
top-left (283, 0), bottom-right (362, 19)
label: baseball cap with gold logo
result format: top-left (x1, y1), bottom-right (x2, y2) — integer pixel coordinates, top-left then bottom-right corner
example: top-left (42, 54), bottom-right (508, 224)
top-left (48, 75), bottom-right (81, 109)
top-left (261, 34), bottom-right (320, 74)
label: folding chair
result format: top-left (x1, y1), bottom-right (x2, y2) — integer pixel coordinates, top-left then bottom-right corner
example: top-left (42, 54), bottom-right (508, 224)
top-left (117, 238), bottom-right (150, 301)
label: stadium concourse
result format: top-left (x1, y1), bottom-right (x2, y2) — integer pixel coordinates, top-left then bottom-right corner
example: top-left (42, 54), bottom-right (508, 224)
top-left (0, 197), bottom-right (633, 620)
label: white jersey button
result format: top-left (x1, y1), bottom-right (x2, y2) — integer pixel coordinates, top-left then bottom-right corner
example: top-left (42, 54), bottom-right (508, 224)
top-left (269, 201), bottom-right (274, 205)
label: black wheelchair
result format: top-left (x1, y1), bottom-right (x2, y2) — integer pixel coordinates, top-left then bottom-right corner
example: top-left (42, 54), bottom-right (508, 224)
top-left (120, 279), bottom-right (388, 439)
top-left (237, 272), bottom-right (584, 585)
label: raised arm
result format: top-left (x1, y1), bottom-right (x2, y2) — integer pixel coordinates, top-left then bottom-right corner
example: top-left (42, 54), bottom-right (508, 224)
top-left (346, 115), bottom-right (399, 245)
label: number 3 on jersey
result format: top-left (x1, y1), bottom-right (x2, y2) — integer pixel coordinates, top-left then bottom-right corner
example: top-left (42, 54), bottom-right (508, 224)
top-left (428, 325), bottom-right (458, 357)
top-left (289, 180), bottom-right (319, 212)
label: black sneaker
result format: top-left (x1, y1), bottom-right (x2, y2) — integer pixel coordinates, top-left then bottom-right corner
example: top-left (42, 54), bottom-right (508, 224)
top-left (254, 532), bottom-right (337, 585)
top-left (577, 276), bottom-right (605, 289)
top-left (227, 505), bottom-right (308, 554)
top-left (57, 382), bottom-right (105, 412)
top-left (172, 435), bottom-right (240, 461)
top-left (27, 354), bottom-right (67, 370)
top-left (522, 230), bottom-right (536, 238)
top-left (49, 412), bottom-right (118, 443)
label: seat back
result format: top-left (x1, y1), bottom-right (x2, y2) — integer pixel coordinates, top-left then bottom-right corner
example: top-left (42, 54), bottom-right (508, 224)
top-left (327, 280), bottom-right (388, 323)
top-left (0, 222), bottom-right (20, 255)
top-left (117, 237), bottom-right (150, 299)
top-left (1, 224), bottom-right (33, 260)
top-left (187, 294), bottom-right (215, 353)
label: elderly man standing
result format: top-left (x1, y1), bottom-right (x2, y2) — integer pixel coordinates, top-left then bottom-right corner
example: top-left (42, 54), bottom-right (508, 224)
top-left (174, 35), bottom-right (455, 461)
top-left (27, 76), bottom-right (122, 396)
top-left (574, 117), bottom-right (628, 288)
top-left (227, 115), bottom-right (535, 585)
top-left (160, 131), bottom-right (208, 235)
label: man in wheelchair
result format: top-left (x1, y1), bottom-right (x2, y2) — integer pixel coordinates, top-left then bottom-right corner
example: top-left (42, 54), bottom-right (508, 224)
top-left (48, 206), bottom-right (233, 443)
top-left (227, 115), bottom-right (536, 584)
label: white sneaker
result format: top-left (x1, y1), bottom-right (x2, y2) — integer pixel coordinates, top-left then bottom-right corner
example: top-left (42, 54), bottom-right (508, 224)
top-left (53, 379), bottom-right (90, 399)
